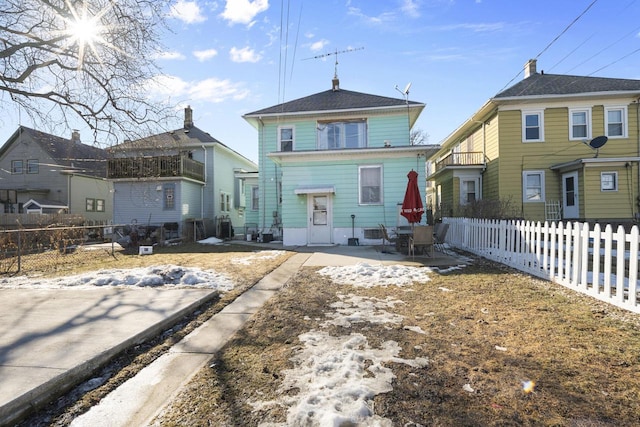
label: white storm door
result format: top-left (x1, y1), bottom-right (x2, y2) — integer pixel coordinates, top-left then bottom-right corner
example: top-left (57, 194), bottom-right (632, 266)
top-left (562, 172), bottom-right (579, 219)
top-left (307, 194), bottom-right (332, 244)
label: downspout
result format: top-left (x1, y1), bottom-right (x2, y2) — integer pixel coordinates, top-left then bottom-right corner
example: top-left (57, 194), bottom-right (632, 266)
top-left (258, 117), bottom-right (266, 232)
top-left (636, 98), bottom-right (640, 220)
top-left (201, 145), bottom-right (206, 219)
top-left (67, 174), bottom-right (71, 212)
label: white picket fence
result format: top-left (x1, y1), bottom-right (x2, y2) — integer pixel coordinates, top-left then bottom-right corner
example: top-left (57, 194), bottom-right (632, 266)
top-left (443, 218), bottom-right (640, 314)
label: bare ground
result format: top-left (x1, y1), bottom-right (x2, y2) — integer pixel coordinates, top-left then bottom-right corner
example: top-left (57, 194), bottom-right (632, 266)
top-left (15, 244), bottom-right (640, 426)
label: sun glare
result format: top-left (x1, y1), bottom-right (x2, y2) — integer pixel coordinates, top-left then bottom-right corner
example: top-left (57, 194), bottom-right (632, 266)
top-left (61, 1), bottom-right (111, 68)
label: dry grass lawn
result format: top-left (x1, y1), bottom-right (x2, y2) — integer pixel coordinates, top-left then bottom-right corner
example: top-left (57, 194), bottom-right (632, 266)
top-left (17, 243), bottom-right (640, 426)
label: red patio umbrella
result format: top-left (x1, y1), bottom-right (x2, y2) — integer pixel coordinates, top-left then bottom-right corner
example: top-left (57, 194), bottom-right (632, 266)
top-left (400, 169), bottom-right (424, 224)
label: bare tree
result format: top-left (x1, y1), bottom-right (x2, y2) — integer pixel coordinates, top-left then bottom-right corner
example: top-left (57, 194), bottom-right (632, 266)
top-left (0, 0), bottom-right (174, 145)
top-left (410, 128), bottom-right (429, 145)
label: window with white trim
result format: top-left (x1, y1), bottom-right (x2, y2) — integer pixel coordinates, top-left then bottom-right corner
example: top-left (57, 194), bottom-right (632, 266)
top-left (278, 126), bottom-right (294, 152)
top-left (163, 184), bottom-right (175, 210)
top-left (220, 192), bottom-right (231, 212)
top-left (359, 165), bottom-right (382, 205)
top-left (461, 179), bottom-right (477, 205)
top-left (522, 171), bottom-right (545, 202)
top-left (601, 172), bottom-right (618, 191)
top-left (605, 106), bottom-right (627, 138)
top-left (318, 119), bottom-right (367, 149)
top-left (522, 111), bottom-right (544, 142)
top-left (569, 108), bottom-right (591, 140)
top-left (251, 186), bottom-right (259, 210)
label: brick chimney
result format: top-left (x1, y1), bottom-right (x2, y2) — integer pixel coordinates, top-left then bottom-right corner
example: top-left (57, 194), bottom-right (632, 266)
top-left (524, 59), bottom-right (537, 79)
top-left (71, 130), bottom-right (81, 143)
top-left (184, 105), bottom-right (193, 129)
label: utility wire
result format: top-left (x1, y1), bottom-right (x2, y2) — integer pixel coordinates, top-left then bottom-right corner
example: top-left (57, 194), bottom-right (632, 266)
top-left (497, 0), bottom-right (599, 93)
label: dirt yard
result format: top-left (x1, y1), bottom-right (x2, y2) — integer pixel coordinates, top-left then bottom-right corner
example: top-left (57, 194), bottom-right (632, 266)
top-left (17, 243), bottom-right (640, 426)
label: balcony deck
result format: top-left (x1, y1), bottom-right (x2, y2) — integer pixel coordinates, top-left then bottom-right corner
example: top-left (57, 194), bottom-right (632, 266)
top-left (107, 155), bottom-right (205, 182)
top-left (435, 151), bottom-right (485, 172)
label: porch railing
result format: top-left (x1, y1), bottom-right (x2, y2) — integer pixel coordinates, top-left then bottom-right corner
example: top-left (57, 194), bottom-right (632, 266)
top-left (107, 155), bottom-right (205, 182)
top-left (435, 151), bottom-right (485, 172)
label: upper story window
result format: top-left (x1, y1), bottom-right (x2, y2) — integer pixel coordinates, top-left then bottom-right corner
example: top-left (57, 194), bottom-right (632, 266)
top-left (359, 165), bottom-right (382, 205)
top-left (569, 108), bottom-right (591, 140)
top-left (11, 160), bottom-right (23, 174)
top-left (317, 119), bottom-right (367, 150)
top-left (522, 110), bottom-right (544, 142)
top-left (605, 106), bottom-right (627, 138)
top-left (278, 126), bottom-right (294, 152)
top-left (27, 159), bottom-right (39, 174)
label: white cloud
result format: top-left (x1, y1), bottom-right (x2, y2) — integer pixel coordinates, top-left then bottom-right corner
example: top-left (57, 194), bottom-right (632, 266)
top-left (154, 51), bottom-right (186, 60)
top-left (193, 48), bottom-right (219, 61)
top-left (169, 0), bottom-right (207, 24)
top-left (229, 46), bottom-right (262, 63)
top-left (401, 0), bottom-right (421, 18)
top-left (310, 39), bottom-right (329, 52)
top-left (220, 0), bottom-right (269, 26)
top-left (347, 6), bottom-right (395, 25)
top-left (435, 22), bottom-right (505, 32)
top-left (145, 75), bottom-right (249, 103)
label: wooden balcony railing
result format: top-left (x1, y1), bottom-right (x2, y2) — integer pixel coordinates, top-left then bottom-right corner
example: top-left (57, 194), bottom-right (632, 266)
top-left (107, 155), bottom-right (205, 182)
top-left (435, 151), bottom-right (485, 172)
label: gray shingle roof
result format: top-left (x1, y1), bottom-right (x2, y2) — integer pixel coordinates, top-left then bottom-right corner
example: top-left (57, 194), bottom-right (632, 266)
top-left (495, 73), bottom-right (640, 98)
top-left (18, 126), bottom-right (108, 177)
top-left (110, 125), bottom-right (222, 151)
top-left (245, 88), bottom-right (421, 116)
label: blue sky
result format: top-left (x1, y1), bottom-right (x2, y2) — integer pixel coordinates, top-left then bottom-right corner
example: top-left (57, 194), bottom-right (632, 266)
top-left (3, 0), bottom-right (640, 163)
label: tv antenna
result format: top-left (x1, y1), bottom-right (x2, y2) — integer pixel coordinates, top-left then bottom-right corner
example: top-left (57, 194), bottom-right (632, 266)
top-left (303, 46), bottom-right (364, 78)
top-left (395, 82), bottom-right (413, 143)
top-left (582, 135), bottom-right (608, 158)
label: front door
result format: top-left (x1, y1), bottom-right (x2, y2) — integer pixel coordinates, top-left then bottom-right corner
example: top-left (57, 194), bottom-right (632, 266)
top-left (307, 194), bottom-right (332, 245)
top-left (562, 172), bottom-right (579, 219)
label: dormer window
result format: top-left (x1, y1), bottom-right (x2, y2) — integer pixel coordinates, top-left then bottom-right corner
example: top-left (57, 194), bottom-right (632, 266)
top-left (317, 119), bottom-right (367, 150)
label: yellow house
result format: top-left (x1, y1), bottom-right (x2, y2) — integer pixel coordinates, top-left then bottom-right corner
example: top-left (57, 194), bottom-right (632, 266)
top-left (427, 59), bottom-right (640, 225)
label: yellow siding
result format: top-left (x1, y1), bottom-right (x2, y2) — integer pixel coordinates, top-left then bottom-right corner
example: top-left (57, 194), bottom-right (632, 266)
top-left (583, 164), bottom-right (637, 219)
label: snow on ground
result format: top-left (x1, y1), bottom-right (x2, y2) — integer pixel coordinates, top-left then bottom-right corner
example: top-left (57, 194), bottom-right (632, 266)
top-left (231, 250), bottom-right (287, 265)
top-left (254, 263), bottom-right (437, 427)
top-left (317, 262), bottom-right (432, 287)
top-left (0, 265), bottom-right (235, 291)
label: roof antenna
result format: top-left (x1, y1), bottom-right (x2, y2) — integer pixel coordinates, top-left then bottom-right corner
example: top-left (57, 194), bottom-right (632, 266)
top-left (303, 46), bottom-right (364, 90)
top-left (395, 82), bottom-right (412, 143)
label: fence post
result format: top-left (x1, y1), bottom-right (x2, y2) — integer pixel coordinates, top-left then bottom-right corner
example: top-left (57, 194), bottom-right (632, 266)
top-left (603, 224), bottom-right (613, 297)
top-left (592, 223), bottom-right (602, 296)
top-left (615, 225), bottom-right (626, 304)
top-left (628, 225), bottom-right (639, 309)
top-left (578, 222), bottom-right (590, 291)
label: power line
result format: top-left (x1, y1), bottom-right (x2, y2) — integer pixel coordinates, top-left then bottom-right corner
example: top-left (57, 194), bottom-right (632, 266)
top-left (497, 0), bottom-right (599, 93)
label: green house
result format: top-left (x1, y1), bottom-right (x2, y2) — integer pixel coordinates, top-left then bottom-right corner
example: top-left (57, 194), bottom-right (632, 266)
top-left (243, 77), bottom-right (439, 246)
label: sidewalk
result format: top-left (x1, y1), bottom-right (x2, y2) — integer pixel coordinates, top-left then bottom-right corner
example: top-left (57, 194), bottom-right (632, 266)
top-left (0, 244), bottom-right (462, 426)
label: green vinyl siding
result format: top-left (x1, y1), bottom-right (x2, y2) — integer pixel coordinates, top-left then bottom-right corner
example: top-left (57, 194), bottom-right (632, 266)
top-left (281, 157), bottom-right (423, 230)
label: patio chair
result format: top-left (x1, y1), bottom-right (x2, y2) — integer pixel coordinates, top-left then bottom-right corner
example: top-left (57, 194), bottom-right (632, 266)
top-left (379, 224), bottom-right (397, 253)
top-left (434, 223), bottom-right (449, 253)
top-left (409, 225), bottom-right (434, 259)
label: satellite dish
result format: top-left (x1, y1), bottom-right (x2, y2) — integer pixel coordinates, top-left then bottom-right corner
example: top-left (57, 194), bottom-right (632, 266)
top-left (582, 136), bottom-right (608, 158)
top-left (403, 82), bottom-right (412, 95)
top-left (589, 135), bottom-right (608, 149)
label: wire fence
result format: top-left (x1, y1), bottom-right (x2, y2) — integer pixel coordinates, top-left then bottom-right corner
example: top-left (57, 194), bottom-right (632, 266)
top-left (0, 224), bottom-right (121, 276)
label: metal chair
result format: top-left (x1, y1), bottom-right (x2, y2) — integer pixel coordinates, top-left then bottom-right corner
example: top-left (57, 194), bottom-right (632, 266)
top-left (379, 224), bottom-right (397, 253)
top-left (434, 223), bottom-right (449, 253)
top-left (409, 225), bottom-right (434, 258)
